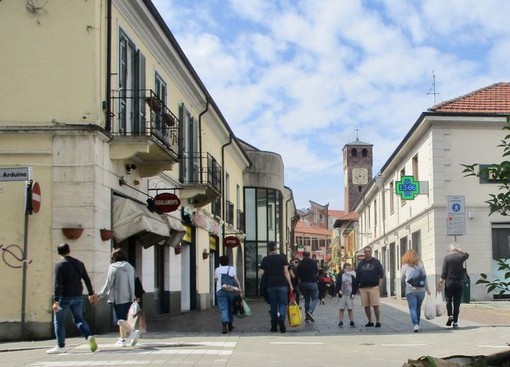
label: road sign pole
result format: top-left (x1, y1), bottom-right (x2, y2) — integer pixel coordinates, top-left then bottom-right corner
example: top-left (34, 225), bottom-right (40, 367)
top-left (20, 180), bottom-right (32, 340)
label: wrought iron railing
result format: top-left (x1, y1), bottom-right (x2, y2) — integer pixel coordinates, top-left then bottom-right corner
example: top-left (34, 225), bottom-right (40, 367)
top-left (180, 153), bottom-right (221, 194)
top-left (236, 209), bottom-right (245, 232)
top-left (225, 200), bottom-right (234, 226)
top-left (110, 89), bottom-right (180, 156)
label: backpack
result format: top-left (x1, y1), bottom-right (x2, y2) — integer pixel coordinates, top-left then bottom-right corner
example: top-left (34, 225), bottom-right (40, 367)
top-left (407, 266), bottom-right (426, 288)
top-left (221, 266), bottom-right (239, 288)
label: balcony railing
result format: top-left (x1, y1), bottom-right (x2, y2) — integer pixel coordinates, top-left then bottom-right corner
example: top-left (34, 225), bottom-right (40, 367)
top-left (181, 153), bottom-right (222, 194)
top-left (211, 196), bottom-right (221, 217)
top-left (110, 89), bottom-right (180, 156)
top-left (225, 200), bottom-right (234, 226)
top-left (236, 209), bottom-right (245, 232)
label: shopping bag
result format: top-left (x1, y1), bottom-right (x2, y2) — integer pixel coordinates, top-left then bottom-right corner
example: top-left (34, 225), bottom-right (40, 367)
top-left (424, 294), bottom-right (436, 320)
top-left (241, 299), bottom-right (251, 317)
top-left (435, 292), bottom-right (446, 317)
top-left (287, 302), bottom-right (302, 327)
top-left (127, 301), bottom-right (147, 333)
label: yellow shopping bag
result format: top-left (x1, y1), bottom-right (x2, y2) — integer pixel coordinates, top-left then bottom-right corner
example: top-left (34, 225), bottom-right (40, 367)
top-left (287, 301), bottom-right (302, 327)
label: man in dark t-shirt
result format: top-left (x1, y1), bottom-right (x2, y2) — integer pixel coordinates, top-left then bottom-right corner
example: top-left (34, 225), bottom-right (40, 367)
top-left (259, 242), bottom-right (293, 333)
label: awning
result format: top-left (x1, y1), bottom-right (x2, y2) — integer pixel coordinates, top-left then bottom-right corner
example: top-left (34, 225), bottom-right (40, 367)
top-left (162, 214), bottom-right (186, 248)
top-left (112, 196), bottom-right (170, 248)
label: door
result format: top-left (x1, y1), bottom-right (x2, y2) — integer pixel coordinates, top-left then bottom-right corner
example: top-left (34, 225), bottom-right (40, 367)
top-left (491, 224), bottom-right (510, 298)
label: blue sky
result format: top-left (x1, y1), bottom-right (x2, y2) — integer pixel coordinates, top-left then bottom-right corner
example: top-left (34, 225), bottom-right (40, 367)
top-left (152, 0), bottom-right (510, 210)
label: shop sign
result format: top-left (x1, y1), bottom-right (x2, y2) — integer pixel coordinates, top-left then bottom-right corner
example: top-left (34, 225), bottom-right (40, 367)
top-left (154, 193), bottom-right (180, 213)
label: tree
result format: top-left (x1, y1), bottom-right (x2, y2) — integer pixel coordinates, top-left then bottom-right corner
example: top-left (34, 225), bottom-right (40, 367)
top-left (461, 116), bottom-right (510, 295)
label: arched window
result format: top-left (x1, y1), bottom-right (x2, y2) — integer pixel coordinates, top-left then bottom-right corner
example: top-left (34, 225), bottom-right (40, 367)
top-left (362, 148), bottom-right (368, 157)
top-left (351, 148), bottom-right (357, 157)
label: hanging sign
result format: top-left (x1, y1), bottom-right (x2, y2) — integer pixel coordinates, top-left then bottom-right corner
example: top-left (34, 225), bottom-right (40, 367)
top-left (396, 175), bottom-right (420, 200)
top-left (224, 236), bottom-right (240, 248)
top-left (154, 193), bottom-right (180, 213)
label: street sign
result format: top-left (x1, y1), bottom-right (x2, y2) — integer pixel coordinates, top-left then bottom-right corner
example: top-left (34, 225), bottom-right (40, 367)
top-left (447, 195), bottom-right (466, 236)
top-left (0, 167), bottom-right (31, 182)
top-left (31, 182), bottom-right (41, 214)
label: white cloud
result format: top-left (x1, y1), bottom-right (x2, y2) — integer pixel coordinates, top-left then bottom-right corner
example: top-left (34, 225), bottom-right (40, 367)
top-left (152, 0), bottom-right (510, 209)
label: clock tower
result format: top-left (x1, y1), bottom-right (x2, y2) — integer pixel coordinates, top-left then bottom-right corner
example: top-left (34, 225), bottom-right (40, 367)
top-left (343, 138), bottom-right (373, 212)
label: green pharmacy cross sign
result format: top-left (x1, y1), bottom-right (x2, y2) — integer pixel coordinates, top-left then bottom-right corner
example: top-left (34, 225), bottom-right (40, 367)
top-left (396, 175), bottom-right (420, 200)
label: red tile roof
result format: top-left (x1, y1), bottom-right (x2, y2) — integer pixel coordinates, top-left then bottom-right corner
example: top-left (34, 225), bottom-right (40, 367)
top-left (294, 221), bottom-right (332, 236)
top-left (429, 82), bottom-right (510, 114)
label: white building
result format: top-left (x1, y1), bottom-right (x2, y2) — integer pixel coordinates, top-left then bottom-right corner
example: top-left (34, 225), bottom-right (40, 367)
top-left (354, 82), bottom-right (510, 301)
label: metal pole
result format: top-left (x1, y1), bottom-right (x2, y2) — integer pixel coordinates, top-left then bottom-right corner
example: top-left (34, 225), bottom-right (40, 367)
top-left (20, 180), bottom-right (32, 340)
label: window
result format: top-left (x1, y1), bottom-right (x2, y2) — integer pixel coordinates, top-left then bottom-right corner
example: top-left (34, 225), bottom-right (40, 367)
top-left (119, 30), bottom-right (145, 134)
top-left (389, 181), bottom-right (395, 214)
top-left (351, 148), bottom-right (357, 157)
top-left (154, 73), bottom-right (167, 139)
top-left (179, 104), bottom-right (199, 183)
top-left (412, 154), bottom-right (418, 180)
top-left (399, 168), bottom-right (406, 206)
top-left (362, 148), bottom-right (368, 157)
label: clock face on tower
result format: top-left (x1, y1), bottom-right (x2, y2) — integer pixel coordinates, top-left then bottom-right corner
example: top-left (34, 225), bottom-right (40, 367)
top-left (352, 168), bottom-right (368, 184)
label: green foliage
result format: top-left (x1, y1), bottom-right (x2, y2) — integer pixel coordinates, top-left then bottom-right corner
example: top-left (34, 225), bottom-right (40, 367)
top-left (475, 258), bottom-right (510, 295)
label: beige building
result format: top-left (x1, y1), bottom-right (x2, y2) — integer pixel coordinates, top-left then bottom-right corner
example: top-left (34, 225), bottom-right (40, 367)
top-left (354, 83), bottom-right (510, 301)
top-left (0, 0), bottom-right (294, 341)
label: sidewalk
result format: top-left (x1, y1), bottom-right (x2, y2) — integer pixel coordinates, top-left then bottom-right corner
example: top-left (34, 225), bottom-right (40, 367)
top-left (1, 296), bottom-right (509, 351)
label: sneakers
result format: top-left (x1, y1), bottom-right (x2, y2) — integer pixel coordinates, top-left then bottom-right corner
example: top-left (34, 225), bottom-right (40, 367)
top-left (365, 322), bottom-right (374, 327)
top-left (129, 330), bottom-right (140, 346)
top-left (115, 338), bottom-right (127, 347)
top-left (413, 325), bottom-right (420, 333)
top-left (350, 321), bottom-right (356, 328)
top-left (270, 324), bottom-right (278, 332)
top-left (446, 316), bottom-right (454, 326)
top-left (228, 323), bottom-right (234, 331)
top-left (375, 322), bottom-right (381, 328)
top-left (338, 321), bottom-right (344, 328)
top-left (222, 324), bottom-right (228, 334)
top-left (452, 323), bottom-right (459, 329)
top-left (88, 336), bottom-right (98, 352)
top-left (46, 345), bottom-right (66, 354)
top-left (306, 310), bottom-right (315, 322)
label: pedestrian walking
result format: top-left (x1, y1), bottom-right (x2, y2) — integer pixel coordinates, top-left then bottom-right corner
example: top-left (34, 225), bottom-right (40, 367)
top-left (401, 249), bottom-right (431, 332)
top-left (296, 251), bottom-right (319, 322)
top-left (355, 245), bottom-right (384, 327)
top-left (47, 243), bottom-right (98, 354)
top-left (289, 258), bottom-right (301, 306)
top-left (437, 243), bottom-right (470, 329)
top-left (96, 248), bottom-right (140, 347)
top-left (214, 255), bottom-right (242, 334)
top-left (317, 269), bottom-right (328, 305)
top-left (259, 242), bottom-right (294, 333)
top-left (335, 262), bottom-right (358, 328)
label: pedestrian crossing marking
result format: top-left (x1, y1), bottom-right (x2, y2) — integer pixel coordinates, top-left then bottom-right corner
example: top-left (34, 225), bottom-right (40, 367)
top-left (270, 342), bottom-right (323, 345)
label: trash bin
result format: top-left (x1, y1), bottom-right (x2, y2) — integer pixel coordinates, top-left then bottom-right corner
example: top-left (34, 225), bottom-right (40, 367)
top-left (461, 273), bottom-right (470, 303)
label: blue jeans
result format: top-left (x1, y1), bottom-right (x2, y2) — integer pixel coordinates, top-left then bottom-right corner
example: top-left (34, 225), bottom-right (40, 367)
top-left (267, 286), bottom-right (288, 324)
top-left (406, 291), bottom-right (425, 326)
top-left (299, 282), bottom-right (318, 314)
top-left (216, 290), bottom-right (237, 324)
top-left (54, 296), bottom-right (92, 347)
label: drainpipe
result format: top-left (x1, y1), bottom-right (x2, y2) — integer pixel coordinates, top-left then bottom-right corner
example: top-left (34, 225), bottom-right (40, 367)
top-left (198, 99), bottom-right (209, 183)
top-left (105, 0), bottom-right (112, 132)
top-left (221, 134), bottom-right (233, 253)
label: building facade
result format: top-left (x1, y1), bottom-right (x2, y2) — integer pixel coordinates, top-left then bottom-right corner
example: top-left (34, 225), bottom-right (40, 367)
top-left (354, 83), bottom-right (510, 301)
top-left (0, 0), bottom-right (294, 341)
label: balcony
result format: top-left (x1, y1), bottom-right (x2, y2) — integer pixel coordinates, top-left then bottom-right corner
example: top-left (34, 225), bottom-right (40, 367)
top-left (180, 153), bottom-right (222, 207)
top-left (236, 209), bottom-right (245, 233)
top-left (225, 200), bottom-right (234, 226)
top-left (109, 90), bottom-right (180, 177)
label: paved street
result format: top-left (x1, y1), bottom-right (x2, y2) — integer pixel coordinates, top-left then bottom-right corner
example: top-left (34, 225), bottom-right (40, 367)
top-left (1, 296), bottom-right (509, 366)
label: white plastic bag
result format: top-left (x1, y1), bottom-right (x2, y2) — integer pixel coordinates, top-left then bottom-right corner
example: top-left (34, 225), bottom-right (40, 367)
top-left (424, 294), bottom-right (436, 320)
top-left (435, 292), bottom-right (446, 317)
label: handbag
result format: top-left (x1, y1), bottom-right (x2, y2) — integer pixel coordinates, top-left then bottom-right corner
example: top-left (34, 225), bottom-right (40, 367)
top-left (127, 300), bottom-right (147, 333)
top-left (435, 292), bottom-right (446, 317)
top-left (287, 290), bottom-right (302, 327)
top-left (407, 266), bottom-right (426, 288)
top-left (424, 294), bottom-right (436, 320)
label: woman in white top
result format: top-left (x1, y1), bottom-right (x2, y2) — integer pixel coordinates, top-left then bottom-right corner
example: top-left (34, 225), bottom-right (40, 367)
top-left (400, 249), bottom-right (431, 332)
top-left (214, 255), bottom-right (242, 334)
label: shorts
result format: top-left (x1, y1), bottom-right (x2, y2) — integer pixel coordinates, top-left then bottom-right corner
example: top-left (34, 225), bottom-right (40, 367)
top-left (338, 295), bottom-right (354, 309)
top-left (359, 286), bottom-right (380, 307)
top-left (113, 302), bottom-right (132, 321)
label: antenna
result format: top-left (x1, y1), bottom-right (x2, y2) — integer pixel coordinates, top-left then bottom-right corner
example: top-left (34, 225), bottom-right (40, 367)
top-left (427, 71), bottom-right (439, 105)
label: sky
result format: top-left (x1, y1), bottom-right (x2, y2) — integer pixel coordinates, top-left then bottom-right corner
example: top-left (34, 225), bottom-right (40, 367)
top-left (151, 0), bottom-right (510, 211)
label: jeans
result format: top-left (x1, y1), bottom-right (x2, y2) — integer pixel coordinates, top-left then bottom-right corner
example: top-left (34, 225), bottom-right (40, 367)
top-left (406, 291), bottom-right (425, 326)
top-left (299, 282), bottom-right (318, 314)
top-left (216, 289), bottom-right (237, 324)
top-left (445, 280), bottom-right (463, 322)
top-left (267, 286), bottom-right (289, 324)
top-left (54, 296), bottom-right (92, 347)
